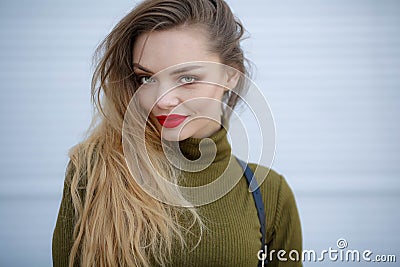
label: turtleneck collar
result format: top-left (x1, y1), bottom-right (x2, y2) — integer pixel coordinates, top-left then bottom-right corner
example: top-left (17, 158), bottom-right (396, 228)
top-left (178, 125), bottom-right (231, 163)
top-left (162, 124), bottom-right (232, 187)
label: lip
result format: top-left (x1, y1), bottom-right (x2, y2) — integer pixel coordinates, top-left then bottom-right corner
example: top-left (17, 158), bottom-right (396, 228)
top-left (155, 114), bottom-right (188, 128)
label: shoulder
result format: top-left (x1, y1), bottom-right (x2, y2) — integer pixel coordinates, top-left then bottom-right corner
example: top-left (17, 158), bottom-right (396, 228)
top-left (63, 142), bottom-right (94, 189)
top-left (246, 163), bottom-right (291, 208)
top-left (246, 163), bottom-right (288, 195)
top-left (246, 163), bottom-right (299, 239)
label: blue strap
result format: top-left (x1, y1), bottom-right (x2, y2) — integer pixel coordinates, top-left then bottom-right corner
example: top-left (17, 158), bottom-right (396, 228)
top-left (236, 157), bottom-right (267, 267)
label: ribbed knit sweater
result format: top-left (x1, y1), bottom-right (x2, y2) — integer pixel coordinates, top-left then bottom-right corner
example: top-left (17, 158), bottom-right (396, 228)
top-left (52, 127), bottom-right (302, 266)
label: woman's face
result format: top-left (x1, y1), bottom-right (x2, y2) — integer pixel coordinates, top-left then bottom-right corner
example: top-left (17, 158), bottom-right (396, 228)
top-left (133, 26), bottom-right (239, 141)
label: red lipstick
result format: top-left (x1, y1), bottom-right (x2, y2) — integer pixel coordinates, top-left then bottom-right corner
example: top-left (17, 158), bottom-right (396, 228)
top-left (155, 114), bottom-right (188, 128)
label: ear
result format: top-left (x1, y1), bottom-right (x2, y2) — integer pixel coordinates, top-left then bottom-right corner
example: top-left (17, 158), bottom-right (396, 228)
top-left (224, 68), bottom-right (240, 91)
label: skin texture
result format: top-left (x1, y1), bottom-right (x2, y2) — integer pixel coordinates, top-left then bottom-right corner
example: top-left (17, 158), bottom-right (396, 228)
top-left (133, 25), bottom-right (239, 141)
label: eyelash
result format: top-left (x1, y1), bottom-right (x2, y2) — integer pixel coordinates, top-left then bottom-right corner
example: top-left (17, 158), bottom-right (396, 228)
top-left (137, 75), bottom-right (155, 84)
top-left (179, 76), bottom-right (198, 84)
top-left (136, 75), bottom-right (198, 85)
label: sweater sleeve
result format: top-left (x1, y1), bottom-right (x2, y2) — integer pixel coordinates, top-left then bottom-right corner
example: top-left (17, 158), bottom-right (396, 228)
top-left (52, 161), bottom-right (76, 267)
top-left (267, 174), bottom-right (303, 266)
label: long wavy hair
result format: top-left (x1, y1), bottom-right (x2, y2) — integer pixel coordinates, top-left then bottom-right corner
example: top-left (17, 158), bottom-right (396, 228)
top-left (66, 0), bottom-right (250, 266)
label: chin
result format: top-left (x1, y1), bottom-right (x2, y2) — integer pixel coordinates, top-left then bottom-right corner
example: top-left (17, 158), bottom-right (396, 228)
top-left (160, 128), bottom-right (192, 142)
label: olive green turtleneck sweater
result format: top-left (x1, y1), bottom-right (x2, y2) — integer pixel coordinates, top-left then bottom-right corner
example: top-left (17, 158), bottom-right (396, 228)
top-left (52, 127), bottom-right (302, 266)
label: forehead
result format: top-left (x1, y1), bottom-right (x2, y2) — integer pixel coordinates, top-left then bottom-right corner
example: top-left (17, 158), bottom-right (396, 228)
top-left (132, 26), bottom-right (220, 73)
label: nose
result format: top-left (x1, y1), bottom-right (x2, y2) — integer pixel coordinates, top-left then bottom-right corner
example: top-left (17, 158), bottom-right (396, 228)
top-left (155, 87), bottom-right (180, 110)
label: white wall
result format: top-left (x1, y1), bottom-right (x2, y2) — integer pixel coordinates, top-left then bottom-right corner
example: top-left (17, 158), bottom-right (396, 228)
top-left (0, 0), bottom-right (399, 266)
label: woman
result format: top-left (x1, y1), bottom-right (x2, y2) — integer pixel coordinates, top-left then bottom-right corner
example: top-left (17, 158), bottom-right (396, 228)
top-left (52, 0), bottom-right (302, 266)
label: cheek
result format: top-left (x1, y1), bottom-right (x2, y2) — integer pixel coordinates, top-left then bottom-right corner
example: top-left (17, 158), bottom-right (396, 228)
top-left (184, 86), bottom-right (225, 110)
top-left (188, 89), bottom-right (224, 112)
top-left (136, 90), bottom-right (155, 114)
top-left (191, 84), bottom-right (226, 100)
top-left (207, 84), bottom-right (226, 100)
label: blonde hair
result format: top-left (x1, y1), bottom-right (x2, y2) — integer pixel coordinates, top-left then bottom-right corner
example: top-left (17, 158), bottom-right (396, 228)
top-left (67, 0), bottom-right (249, 266)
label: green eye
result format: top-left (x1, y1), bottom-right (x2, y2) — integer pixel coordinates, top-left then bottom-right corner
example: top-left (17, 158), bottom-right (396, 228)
top-left (140, 76), bottom-right (155, 84)
top-left (180, 76), bottom-right (196, 84)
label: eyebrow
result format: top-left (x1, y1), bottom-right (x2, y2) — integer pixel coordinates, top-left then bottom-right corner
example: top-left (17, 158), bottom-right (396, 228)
top-left (170, 65), bottom-right (204, 75)
top-left (133, 63), bottom-right (154, 74)
top-left (133, 63), bottom-right (204, 75)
